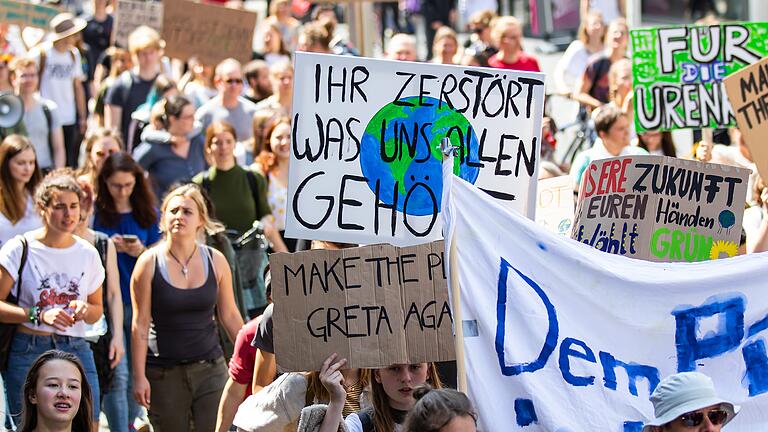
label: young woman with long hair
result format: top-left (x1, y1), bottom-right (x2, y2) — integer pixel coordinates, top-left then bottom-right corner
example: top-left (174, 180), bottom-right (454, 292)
top-left (92, 152), bottom-right (160, 432)
top-left (318, 356), bottom-right (443, 432)
top-left (0, 171), bottom-right (105, 430)
top-left (553, 11), bottom-right (605, 95)
top-left (131, 184), bottom-right (243, 431)
top-left (254, 117), bottom-right (300, 251)
top-left (19, 350), bottom-right (94, 432)
top-left (0, 135), bottom-right (43, 247)
top-left (232, 355), bottom-right (371, 432)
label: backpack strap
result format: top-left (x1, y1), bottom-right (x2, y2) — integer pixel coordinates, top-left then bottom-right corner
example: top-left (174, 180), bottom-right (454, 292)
top-left (9, 236), bottom-right (29, 304)
top-left (37, 46), bottom-right (46, 80)
top-left (36, 45), bottom-right (77, 81)
top-left (93, 232), bottom-right (110, 323)
top-left (245, 169), bottom-right (261, 211)
top-left (41, 102), bottom-right (54, 161)
top-left (201, 169), bottom-right (212, 193)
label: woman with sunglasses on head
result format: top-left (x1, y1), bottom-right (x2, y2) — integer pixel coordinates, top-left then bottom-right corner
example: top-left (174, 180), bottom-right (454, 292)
top-left (643, 372), bottom-right (738, 432)
top-left (93, 152), bottom-right (160, 432)
top-left (317, 355), bottom-right (443, 432)
top-left (133, 95), bottom-right (207, 200)
top-left (0, 135), bottom-right (43, 248)
top-left (0, 171), bottom-right (105, 430)
top-left (18, 350), bottom-right (94, 432)
top-left (131, 183), bottom-right (243, 432)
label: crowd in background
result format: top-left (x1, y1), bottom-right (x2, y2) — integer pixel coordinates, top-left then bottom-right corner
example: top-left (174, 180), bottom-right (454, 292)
top-left (0, 0), bottom-right (764, 431)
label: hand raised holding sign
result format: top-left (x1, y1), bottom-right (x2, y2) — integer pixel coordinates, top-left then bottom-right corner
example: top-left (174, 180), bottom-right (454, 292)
top-left (319, 353), bottom-right (348, 404)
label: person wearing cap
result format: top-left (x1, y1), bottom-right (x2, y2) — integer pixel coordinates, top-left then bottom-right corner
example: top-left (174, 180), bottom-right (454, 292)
top-left (29, 13), bottom-right (87, 168)
top-left (644, 372), bottom-right (739, 432)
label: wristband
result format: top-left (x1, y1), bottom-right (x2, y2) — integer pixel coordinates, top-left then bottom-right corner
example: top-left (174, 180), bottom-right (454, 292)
top-left (28, 306), bottom-right (39, 326)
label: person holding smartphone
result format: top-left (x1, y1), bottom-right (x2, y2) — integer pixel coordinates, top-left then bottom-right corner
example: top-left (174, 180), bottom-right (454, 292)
top-left (92, 152), bottom-right (160, 432)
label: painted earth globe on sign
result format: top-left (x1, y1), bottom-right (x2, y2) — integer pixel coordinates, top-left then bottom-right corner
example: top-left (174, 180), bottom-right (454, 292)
top-left (360, 96), bottom-right (481, 216)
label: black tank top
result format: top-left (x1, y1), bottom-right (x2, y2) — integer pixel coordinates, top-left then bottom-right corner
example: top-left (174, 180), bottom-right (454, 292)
top-left (147, 245), bottom-right (223, 366)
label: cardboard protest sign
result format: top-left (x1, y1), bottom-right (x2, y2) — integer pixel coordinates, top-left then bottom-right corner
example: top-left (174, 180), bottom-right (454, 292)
top-left (113, 0), bottom-right (163, 49)
top-left (572, 155), bottom-right (749, 262)
top-left (442, 170), bottom-right (768, 431)
top-left (287, 52), bottom-right (545, 247)
top-left (162, 0), bottom-right (257, 65)
top-left (270, 241), bottom-right (454, 371)
top-left (724, 56), bottom-right (768, 180)
top-left (0, 0), bottom-right (58, 28)
top-left (631, 23), bottom-right (768, 132)
top-left (535, 175), bottom-right (574, 236)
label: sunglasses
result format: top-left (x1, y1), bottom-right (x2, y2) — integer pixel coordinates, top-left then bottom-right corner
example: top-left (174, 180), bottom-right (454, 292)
top-left (678, 409), bottom-right (728, 427)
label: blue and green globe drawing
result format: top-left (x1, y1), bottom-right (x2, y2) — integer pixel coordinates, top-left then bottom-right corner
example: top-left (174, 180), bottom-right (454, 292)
top-left (360, 96), bottom-right (480, 216)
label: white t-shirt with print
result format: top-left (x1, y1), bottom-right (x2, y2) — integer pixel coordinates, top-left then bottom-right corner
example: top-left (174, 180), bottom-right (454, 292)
top-left (31, 44), bottom-right (84, 126)
top-left (0, 233), bottom-right (104, 337)
top-left (0, 196), bottom-right (42, 248)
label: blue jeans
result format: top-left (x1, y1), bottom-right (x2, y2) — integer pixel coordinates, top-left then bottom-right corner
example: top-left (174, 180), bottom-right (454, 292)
top-left (6, 332), bottom-right (100, 423)
top-left (102, 302), bottom-right (141, 431)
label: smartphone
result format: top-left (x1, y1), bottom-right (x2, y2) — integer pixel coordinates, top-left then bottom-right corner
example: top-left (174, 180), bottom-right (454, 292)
top-left (122, 234), bottom-right (139, 243)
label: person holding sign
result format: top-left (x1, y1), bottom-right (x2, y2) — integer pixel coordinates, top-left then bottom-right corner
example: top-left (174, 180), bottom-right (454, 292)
top-left (642, 372), bottom-right (738, 432)
top-left (316, 357), bottom-right (443, 432)
top-left (130, 183), bottom-right (243, 432)
top-left (231, 356), bottom-right (370, 432)
top-left (569, 104), bottom-right (647, 188)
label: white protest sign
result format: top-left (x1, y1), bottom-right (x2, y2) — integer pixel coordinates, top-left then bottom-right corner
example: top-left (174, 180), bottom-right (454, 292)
top-left (113, 0), bottom-right (163, 49)
top-left (287, 52), bottom-right (545, 246)
top-left (441, 166), bottom-right (768, 431)
top-left (535, 175), bottom-right (574, 236)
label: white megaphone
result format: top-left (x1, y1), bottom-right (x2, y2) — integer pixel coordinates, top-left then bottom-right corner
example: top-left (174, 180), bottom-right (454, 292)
top-left (0, 93), bottom-right (24, 129)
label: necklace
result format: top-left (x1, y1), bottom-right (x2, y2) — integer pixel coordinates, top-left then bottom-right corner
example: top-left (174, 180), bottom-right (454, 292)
top-left (167, 246), bottom-right (196, 279)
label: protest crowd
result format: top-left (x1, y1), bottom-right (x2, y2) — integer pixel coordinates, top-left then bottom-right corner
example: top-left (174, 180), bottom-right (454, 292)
top-left (0, 0), bottom-right (765, 431)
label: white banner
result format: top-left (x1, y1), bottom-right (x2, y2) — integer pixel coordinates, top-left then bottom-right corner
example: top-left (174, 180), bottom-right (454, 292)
top-left (441, 164), bottom-right (768, 431)
top-left (287, 52), bottom-right (545, 246)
